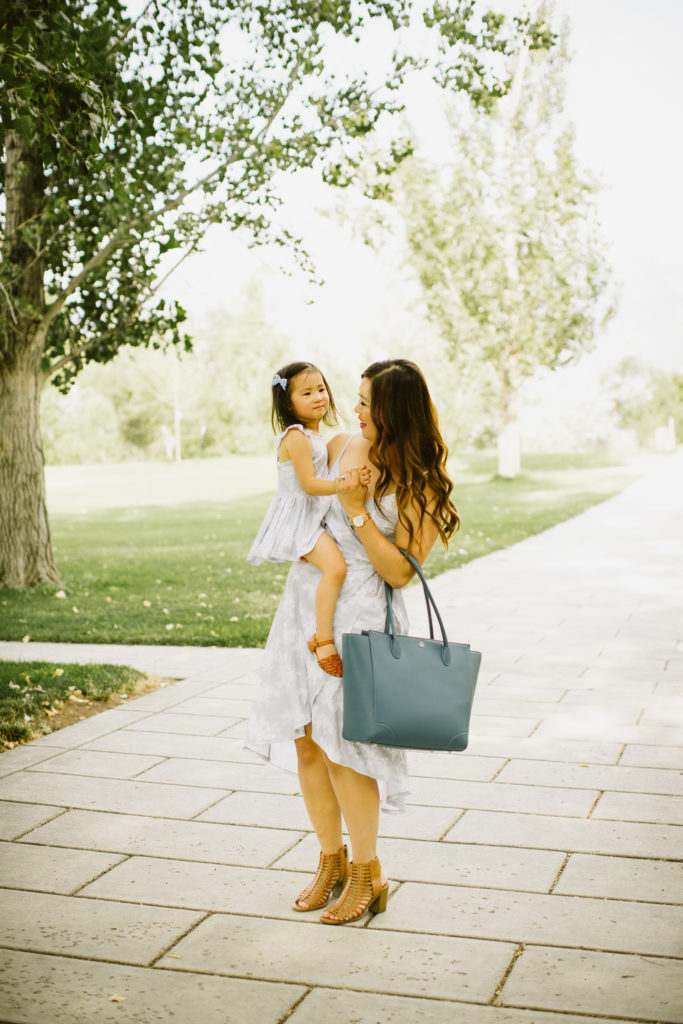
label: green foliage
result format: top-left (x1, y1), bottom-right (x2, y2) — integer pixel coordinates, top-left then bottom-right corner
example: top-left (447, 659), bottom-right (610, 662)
top-left (40, 279), bottom-right (296, 461)
top-left (1, 0), bottom-right (548, 388)
top-left (354, 23), bottom-right (613, 433)
top-left (0, 450), bottom-right (655, 648)
top-left (607, 359), bottom-right (683, 445)
top-left (0, 661), bottom-right (142, 745)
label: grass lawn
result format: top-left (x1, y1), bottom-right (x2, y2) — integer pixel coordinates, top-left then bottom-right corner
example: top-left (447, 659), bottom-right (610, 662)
top-left (0, 450), bottom-right (661, 648)
top-left (0, 661), bottom-right (144, 746)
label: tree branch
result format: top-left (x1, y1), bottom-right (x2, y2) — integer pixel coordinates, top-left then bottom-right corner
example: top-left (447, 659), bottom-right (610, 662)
top-left (42, 238), bottom-right (200, 381)
top-left (105, 0), bottom-right (155, 57)
top-left (0, 279), bottom-right (18, 324)
top-left (39, 59), bottom-right (305, 340)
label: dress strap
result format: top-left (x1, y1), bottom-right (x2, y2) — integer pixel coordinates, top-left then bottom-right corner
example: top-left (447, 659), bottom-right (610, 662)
top-left (338, 431), bottom-right (358, 460)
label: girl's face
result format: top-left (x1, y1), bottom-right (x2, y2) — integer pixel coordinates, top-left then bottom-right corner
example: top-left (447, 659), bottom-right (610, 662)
top-left (355, 378), bottom-right (377, 443)
top-left (289, 370), bottom-right (330, 429)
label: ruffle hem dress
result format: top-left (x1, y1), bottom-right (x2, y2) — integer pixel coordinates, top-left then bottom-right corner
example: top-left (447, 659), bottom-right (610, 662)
top-left (246, 423), bottom-right (330, 565)
top-left (245, 434), bottom-right (410, 812)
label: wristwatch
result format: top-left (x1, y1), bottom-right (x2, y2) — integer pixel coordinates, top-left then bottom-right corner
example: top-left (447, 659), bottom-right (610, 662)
top-left (352, 511), bottom-right (372, 529)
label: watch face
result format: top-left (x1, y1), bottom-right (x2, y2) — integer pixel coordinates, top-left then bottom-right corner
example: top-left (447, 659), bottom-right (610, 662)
top-left (353, 514), bottom-right (364, 527)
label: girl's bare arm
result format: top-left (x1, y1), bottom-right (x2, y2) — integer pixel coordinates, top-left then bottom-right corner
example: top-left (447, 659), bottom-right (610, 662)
top-left (283, 430), bottom-right (338, 496)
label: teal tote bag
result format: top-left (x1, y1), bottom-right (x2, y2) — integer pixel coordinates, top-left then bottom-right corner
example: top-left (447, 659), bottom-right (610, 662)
top-left (342, 550), bottom-right (481, 751)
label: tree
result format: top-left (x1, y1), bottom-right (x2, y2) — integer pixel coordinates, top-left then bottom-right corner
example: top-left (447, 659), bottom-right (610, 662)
top-left (1, 0), bottom-right (551, 586)
top-left (606, 358), bottom-right (683, 447)
top-left (364, 19), bottom-right (614, 476)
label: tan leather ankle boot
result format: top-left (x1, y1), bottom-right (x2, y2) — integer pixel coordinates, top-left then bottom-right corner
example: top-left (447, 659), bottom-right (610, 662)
top-left (293, 844), bottom-right (349, 911)
top-left (320, 856), bottom-right (389, 924)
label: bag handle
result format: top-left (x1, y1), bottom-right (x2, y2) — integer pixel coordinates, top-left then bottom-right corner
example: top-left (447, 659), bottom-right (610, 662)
top-left (383, 548), bottom-right (452, 666)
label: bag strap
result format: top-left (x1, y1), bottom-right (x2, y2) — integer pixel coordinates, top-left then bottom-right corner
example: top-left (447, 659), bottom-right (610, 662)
top-left (383, 548), bottom-right (452, 666)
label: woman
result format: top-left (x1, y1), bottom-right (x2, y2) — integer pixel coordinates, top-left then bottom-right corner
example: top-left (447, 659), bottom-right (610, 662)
top-left (245, 359), bottom-right (459, 924)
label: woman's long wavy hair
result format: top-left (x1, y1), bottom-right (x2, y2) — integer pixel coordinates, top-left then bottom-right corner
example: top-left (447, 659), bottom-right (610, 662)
top-left (363, 359), bottom-right (459, 549)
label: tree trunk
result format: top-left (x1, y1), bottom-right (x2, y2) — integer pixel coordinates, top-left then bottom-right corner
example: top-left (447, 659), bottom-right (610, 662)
top-left (494, 33), bottom-right (528, 482)
top-left (497, 373), bottom-right (521, 478)
top-left (0, 341), bottom-right (59, 586)
top-left (0, 130), bottom-right (59, 586)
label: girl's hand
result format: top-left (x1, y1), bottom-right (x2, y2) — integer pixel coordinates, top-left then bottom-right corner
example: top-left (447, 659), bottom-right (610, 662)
top-left (336, 466), bottom-right (368, 516)
top-left (358, 464), bottom-right (372, 487)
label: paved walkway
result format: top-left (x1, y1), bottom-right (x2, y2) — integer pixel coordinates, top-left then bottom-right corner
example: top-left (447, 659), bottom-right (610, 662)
top-left (0, 454), bottom-right (682, 1024)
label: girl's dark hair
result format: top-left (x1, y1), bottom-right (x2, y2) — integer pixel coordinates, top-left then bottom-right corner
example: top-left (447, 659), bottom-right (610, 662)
top-left (362, 359), bottom-right (459, 548)
top-left (271, 361), bottom-right (340, 433)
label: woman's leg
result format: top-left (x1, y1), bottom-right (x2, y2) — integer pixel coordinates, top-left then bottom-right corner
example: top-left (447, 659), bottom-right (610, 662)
top-left (295, 725), bottom-right (342, 853)
top-left (303, 532), bottom-right (346, 661)
top-left (323, 758), bottom-right (385, 873)
top-left (320, 757), bottom-right (389, 924)
top-left (293, 725), bottom-right (347, 911)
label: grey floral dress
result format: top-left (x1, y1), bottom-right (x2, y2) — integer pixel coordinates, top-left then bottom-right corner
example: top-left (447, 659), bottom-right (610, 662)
top-left (245, 437), bottom-right (409, 812)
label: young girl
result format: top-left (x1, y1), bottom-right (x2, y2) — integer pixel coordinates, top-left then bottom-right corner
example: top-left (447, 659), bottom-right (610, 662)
top-left (247, 361), bottom-right (369, 677)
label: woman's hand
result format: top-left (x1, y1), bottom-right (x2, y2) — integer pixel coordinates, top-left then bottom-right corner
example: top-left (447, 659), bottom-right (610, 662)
top-left (336, 466), bottom-right (368, 516)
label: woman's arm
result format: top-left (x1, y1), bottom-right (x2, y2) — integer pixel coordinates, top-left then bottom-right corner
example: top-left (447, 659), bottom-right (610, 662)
top-left (336, 468), bottom-right (440, 588)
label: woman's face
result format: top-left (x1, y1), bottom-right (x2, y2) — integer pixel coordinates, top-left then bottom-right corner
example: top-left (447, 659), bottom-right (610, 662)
top-left (354, 377), bottom-right (377, 443)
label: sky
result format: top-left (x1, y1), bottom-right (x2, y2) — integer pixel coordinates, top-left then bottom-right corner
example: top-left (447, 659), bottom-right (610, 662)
top-left (161, 0), bottom-right (683, 376)
top-left (551, 0), bottom-right (682, 372)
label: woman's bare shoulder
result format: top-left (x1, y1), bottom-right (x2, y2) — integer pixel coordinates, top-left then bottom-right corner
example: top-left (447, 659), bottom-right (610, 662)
top-left (327, 431), bottom-right (355, 460)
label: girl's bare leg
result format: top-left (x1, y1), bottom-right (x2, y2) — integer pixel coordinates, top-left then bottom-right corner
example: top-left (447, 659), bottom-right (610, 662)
top-left (303, 532), bottom-right (346, 660)
top-left (295, 725), bottom-right (343, 853)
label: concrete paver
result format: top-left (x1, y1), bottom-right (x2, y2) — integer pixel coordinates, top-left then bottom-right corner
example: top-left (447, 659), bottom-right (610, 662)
top-left (592, 789), bottom-right (683, 825)
top-left (80, 856), bottom-right (318, 919)
top-left (0, 949), bottom-right (305, 1024)
top-left (379, 881), bottom-right (683, 956)
top-left (0, 770), bottom-right (222, 818)
top-left (621, 742), bottom-right (683, 769)
top-left (286, 989), bottom-right (642, 1024)
top-left (0, 450), bottom-right (682, 1022)
top-left (0, 744), bottom-right (70, 778)
top-left (497, 757), bottom-right (683, 795)
top-left (276, 829), bottom-right (566, 892)
top-left (157, 913), bottom-right (517, 1002)
top-left (26, 749), bottom-right (165, 779)
top-left (446, 808), bottom-right (683, 858)
top-left (0, 888), bottom-right (204, 964)
top-left (0, 841), bottom-right (125, 894)
top-left (554, 852), bottom-right (683, 903)
top-left (26, 809), bottom-right (304, 866)
top-left (407, 775), bottom-right (600, 816)
top-left (124, 710), bottom-right (241, 735)
top-left (23, 708), bottom-right (152, 747)
top-left (133, 754), bottom-right (302, 792)
top-left (82, 728), bottom-right (259, 761)
top-left (499, 946), bottom-right (683, 1022)
top-left (0, 801), bottom-right (64, 841)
